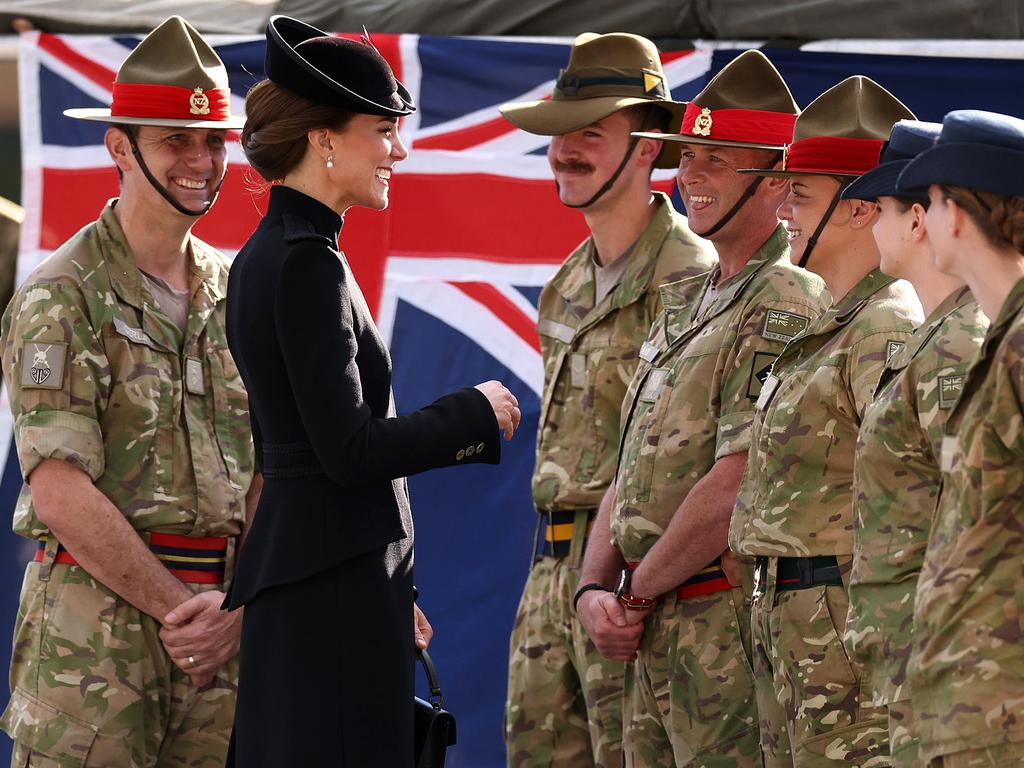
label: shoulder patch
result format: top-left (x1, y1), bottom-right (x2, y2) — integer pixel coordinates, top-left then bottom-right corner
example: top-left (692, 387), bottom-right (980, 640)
top-left (21, 341), bottom-right (67, 390)
top-left (937, 374), bottom-right (966, 410)
top-left (885, 339), bottom-right (905, 363)
top-left (281, 214), bottom-right (334, 245)
top-left (762, 310), bottom-right (809, 342)
top-left (747, 350), bottom-right (778, 401)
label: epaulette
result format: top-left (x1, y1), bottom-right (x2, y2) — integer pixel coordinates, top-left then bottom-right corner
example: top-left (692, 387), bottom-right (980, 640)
top-left (282, 213), bottom-right (334, 246)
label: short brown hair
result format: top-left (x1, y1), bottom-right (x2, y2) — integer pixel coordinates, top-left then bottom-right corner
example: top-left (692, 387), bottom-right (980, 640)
top-left (241, 79), bottom-right (354, 182)
top-left (941, 185), bottom-right (1024, 253)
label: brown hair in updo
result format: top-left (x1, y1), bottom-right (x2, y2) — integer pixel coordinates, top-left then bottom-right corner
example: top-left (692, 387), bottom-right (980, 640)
top-left (941, 184), bottom-right (1024, 254)
top-left (241, 79), bottom-right (354, 182)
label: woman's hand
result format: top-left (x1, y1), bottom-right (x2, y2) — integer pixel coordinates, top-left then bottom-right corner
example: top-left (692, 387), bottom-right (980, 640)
top-left (414, 602), bottom-right (434, 650)
top-left (474, 380), bottom-right (520, 440)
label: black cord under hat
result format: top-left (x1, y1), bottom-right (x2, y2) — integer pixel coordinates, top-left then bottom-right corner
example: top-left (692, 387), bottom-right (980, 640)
top-left (797, 183), bottom-right (849, 269)
top-left (122, 126), bottom-right (224, 218)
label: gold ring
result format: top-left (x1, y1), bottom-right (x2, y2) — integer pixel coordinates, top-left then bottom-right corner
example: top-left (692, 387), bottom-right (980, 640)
top-left (188, 655), bottom-right (196, 667)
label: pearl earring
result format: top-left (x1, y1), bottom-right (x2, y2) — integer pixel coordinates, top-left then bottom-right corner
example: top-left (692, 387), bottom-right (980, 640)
top-left (326, 155), bottom-right (334, 169)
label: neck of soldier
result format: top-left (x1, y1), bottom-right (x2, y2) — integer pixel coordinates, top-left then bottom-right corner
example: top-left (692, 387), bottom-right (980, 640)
top-left (808, 230), bottom-right (880, 305)
top-left (958, 241), bottom-right (1024, 322)
top-left (584, 186), bottom-right (658, 268)
top-left (899, 258), bottom-right (965, 317)
top-left (115, 192), bottom-right (194, 291)
top-left (707, 211), bottom-right (781, 285)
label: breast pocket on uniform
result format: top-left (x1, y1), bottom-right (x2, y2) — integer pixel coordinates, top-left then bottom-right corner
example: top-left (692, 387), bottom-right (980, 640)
top-left (102, 324), bottom-right (174, 478)
top-left (618, 367), bottom-right (673, 504)
top-left (208, 348), bottom-right (254, 488)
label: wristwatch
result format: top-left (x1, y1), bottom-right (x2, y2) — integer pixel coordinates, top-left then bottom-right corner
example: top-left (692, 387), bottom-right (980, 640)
top-left (614, 567), bottom-right (656, 610)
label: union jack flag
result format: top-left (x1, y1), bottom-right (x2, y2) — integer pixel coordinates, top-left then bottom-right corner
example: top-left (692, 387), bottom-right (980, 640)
top-left (8, 29), bottom-right (1024, 766)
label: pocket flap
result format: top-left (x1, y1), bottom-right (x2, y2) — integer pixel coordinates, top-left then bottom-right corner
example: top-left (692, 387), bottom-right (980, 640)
top-left (1, 687), bottom-right (98, 766)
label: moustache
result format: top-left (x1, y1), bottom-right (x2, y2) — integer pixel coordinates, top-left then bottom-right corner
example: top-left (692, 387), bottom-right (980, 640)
top-left (553, 161), bottom-right (595, 174)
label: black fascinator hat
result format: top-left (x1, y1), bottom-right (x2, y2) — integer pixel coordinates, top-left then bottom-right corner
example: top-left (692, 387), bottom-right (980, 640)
top-left (265, 15), bottom-right (415, 116)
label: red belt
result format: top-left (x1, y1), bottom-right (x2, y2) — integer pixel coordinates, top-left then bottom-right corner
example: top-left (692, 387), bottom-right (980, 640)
top-left (34, 533), bottom-right (229, 584)
top-left (627, 558), bottom-right (733, 600)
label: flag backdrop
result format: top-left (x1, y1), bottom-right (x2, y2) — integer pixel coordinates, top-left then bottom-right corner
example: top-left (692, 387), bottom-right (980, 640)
top-left (3, 29), bottom-right (1024, 766)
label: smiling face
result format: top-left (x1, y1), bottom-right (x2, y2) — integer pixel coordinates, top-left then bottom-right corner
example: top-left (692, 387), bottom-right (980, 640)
top-left (674, 143), bottom-right (782, 239)
top-left (327, 113), bottom-right (409, 211)
top-left (546, 110), bottom-right (641, 210)
top-left (128, 126), bottom-right (227, 214)
top-left (777, 174), bottom-right (846, 266)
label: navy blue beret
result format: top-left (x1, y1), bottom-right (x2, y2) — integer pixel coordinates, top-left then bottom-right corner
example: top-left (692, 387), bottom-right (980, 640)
top-left (896, 109), bottom-right (1024, 198)
top-left (841, 120), bottom-right (940, 201)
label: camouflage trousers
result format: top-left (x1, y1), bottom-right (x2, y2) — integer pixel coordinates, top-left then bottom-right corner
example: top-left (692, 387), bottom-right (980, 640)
top-left (887, 699), bottom-right (922, 768)
top-left (926, 741), bottom-right (1024, 767)
top-left (751, 559), bottom-right (890, 767)
top-left (624, 586), bottom-right (761, 768)
top-left (1, 560), bottom-right (237, 768)
top-left (505, 555), bottom-right (625, 768)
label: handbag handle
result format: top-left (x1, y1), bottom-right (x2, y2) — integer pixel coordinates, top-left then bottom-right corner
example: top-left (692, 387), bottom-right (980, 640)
top-left (417, 649), bottom-right (445, 711)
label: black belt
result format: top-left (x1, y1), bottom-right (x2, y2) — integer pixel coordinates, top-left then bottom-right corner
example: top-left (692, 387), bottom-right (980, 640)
top-left (758, 555), bottom-right (843, 593)
top-left (536, 509), bottom-right (596, 559)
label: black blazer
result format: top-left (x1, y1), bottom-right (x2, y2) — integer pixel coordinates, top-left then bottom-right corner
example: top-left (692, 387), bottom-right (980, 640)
top-left (224, 185), bottom-right (500, 608)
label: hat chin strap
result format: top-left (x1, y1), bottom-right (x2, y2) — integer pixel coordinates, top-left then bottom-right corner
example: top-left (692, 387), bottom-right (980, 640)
top-left (559, 135), bottom-right (641, 210)
top-left (695, 175), bottom-right (765, 238)
top-left (124, 127), bottom-right (222, 218)
top-left (797, 187), bottom-right (844, 269)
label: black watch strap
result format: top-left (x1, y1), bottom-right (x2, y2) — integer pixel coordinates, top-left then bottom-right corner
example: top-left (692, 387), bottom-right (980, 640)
top-left (573, 582), bottom-right (609, 613)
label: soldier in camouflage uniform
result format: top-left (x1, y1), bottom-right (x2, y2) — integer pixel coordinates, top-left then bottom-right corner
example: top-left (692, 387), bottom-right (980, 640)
top-left (499, 33), bottom-right (717, 767)
top-left (840, 120), bottom-right (989, 768)
top-left (730, 78), bottom-right (923, 767)
top-left (0, 18), bottom-right (257, 767)
top-left (575, 51), bottom-right (828, 767)
top-left (894, 110), bottom-right (1024, 767)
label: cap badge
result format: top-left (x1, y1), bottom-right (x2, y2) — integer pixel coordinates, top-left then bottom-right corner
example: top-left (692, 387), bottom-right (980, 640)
top-left (643, 72), bottom-right (663, 94)
top-left (189, 87), bottom-right (211, 116)
top-left (692, 107), bottom-right (713, 137)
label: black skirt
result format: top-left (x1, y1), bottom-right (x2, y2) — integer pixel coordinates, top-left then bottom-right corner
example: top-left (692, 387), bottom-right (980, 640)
top-left (227, 539), bottom-right (415, 767)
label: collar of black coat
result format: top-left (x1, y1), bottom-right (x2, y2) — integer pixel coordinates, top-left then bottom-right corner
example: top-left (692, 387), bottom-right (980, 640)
top-left (267, 184), bottom-right (345, 245)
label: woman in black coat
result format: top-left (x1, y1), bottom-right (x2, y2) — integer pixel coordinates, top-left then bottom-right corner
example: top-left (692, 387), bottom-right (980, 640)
top-left (224, 16), bottom-right (520, 766)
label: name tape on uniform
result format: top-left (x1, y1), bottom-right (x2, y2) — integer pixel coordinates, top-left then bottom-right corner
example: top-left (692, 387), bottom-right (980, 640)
top-left (639, 341), bottom-right (660, 363)
top-left (113, 317), bottom-right (161, 350)
top-left (537, 319), bottom-right (575, 345)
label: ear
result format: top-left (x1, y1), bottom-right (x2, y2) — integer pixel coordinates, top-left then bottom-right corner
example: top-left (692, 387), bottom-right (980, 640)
top-left (909, 202), bottom-right (928, 243)
top-left (945, 196), bottom-right (966, 240)
top-left (104, 127), bottom-right (133, 174)
top-left (848, 199), bottom-right (879, 230)
top-left (307, 128), bottom-right (333, 162)
top-left (635, 134), bottom-right (663, 167)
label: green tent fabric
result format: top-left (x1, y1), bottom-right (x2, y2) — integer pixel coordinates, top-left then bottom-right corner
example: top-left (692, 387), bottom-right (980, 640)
top-left (0, 0), bottom-right (1020, 38)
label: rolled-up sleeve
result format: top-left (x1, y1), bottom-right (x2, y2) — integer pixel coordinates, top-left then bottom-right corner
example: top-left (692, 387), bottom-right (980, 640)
top-left (1, 280), bottom-right (109, 483)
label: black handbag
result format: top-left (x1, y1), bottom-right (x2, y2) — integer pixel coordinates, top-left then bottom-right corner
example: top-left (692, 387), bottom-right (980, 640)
top-left (414, 649), bottom-right (457, 767)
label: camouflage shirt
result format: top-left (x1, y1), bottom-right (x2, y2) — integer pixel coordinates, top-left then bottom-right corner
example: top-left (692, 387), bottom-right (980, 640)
top-left (846, 286), bottom-right (987, 708)
top-left (0, 201), bottom-right (254, 539)
top-left (911, 276), bottom-right (1024, 759)
top-left (611, 225), bottom-right (828, 562)
top-left (533, 192), bottom-right (716, 513)
top-left (730, 269), bottom-right (922, 558)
